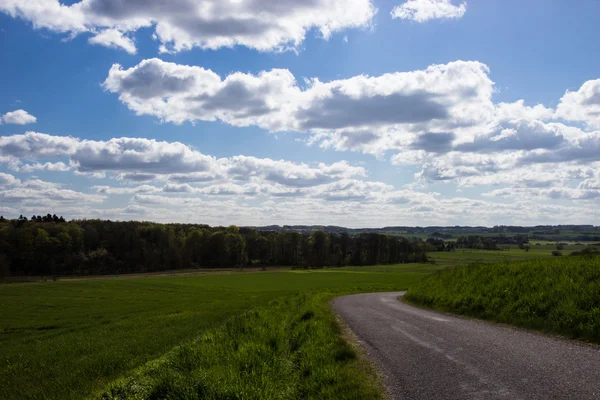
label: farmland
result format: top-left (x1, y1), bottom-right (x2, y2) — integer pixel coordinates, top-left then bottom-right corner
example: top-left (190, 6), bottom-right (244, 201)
top-left (0, 247), bottom-right (580, 399)
top-left (2, 265), bottom-right (429, 399)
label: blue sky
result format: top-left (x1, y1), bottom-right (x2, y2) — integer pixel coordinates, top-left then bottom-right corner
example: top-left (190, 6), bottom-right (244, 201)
top-left (0, 0), bottom-right (599, 227)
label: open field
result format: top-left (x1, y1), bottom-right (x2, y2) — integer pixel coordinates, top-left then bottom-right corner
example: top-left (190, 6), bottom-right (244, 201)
top-left (405, 255), bottom-right (600, 343)
top-left (0, 248), bottom-right (565, 399)
top-left (1, 265), bottom-right (436, 400)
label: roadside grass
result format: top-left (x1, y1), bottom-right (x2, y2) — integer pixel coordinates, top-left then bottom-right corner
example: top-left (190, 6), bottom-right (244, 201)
top-left (1, 266), bottom-right (431, 400)
top-left (405, 255), bottom-right (600, 343)
top-left (98, 292), bottom-right (384, 400)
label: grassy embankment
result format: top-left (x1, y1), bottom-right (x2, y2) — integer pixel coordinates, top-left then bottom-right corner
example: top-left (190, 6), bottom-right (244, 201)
top-left (0, 248), bottom-right (550, 400)
top-left (100, 292), bottom-right (383, 400)
top-left (406, 255), bottom-right (600, 343)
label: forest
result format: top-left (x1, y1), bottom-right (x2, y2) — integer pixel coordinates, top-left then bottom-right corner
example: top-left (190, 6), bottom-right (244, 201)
top-left (0, 215), bottom-right (428, 277)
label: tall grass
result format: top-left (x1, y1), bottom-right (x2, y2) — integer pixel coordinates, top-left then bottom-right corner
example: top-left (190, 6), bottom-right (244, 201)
top-left (405, 256), bottom-right (600, 342)
top-left (98, 292), bottom-right (384, 400)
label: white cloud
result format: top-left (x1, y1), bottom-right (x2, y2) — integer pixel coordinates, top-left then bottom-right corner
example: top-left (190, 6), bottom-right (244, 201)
top-left (1, 109), bottom-right (37, 124)
top-left (14, 161), bottom-right (71, 173)
top-left (0, 172), bottom-right (20, 187)
top-left (555, 79), bottom-right (600, 128)
top-left (0, 187), bottom-right (104, 204)
top-left (92, 185), bottom-right (160, 195)
top-left (88, 28), bottom-right (136, 54)
top-left (391, 0), bottom-right (467, 22)
top-left (116, 172), bottom-right (159, 182)
top-left (101, 60), bottom-right (600, 209)
top-left (2, 63), bottom-right (600, 225)
top-left (0, 175), bottom-right (105, 209)
top-left (0, 131), bottom-right (78, 157)
top-left (0, 132), bottom-right (367, 191)
top-left (482, 186), bottom-right (600, 201)
top-left (495, 100), bottom-right (554, 122)
top-left (105, 58), bottom-right (495, 151)
top-left (0, 0), bottom-right (376, 53)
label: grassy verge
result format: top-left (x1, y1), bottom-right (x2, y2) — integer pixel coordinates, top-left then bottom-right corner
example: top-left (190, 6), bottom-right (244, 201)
top-left (98, 292), bottom-right (385, 400)
top-left (405, 256), bottom-right (600, 342)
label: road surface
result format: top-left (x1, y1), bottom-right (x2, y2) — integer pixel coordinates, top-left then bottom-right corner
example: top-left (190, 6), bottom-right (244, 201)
top-left (333, 292), bottom-right (600, 399)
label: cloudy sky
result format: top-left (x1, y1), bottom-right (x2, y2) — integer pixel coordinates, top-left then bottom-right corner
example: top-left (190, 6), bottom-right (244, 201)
top-left (1, 0), bottom-right (599, 227)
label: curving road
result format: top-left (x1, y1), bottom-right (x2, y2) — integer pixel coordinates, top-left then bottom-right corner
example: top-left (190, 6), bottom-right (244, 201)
top-left (333, 292), bottom-right (600, 400)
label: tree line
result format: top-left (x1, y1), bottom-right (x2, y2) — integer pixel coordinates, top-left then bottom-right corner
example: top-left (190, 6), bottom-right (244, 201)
top-left (425, 234), bottom-right (532, 252)
top-left (0, 217), bottom-right (428, 277)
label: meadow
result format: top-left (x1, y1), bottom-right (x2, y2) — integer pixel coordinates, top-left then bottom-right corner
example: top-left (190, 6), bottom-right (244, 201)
top-left (405, 255), bottom-right (600, 343)
top-left (2, 265), bottom-right (430, 400)
top-left (0, 247), bottom-right (559, 399)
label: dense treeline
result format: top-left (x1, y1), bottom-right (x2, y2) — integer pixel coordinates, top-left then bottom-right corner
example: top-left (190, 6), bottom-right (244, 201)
top-left (0, 216), bottom-right (428, 277)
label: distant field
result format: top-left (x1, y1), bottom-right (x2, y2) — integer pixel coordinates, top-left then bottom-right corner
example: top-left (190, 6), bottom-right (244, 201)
top-left (1, 265), bottom-right (436, 400)
top-left (406, 255), bottom-right (600, 343)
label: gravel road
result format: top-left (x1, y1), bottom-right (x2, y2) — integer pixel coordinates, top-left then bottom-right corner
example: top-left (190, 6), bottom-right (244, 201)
top-left (333, 292), bottom-right (600, 400)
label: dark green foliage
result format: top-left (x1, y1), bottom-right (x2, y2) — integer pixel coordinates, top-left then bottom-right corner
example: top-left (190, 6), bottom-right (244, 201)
top-left (0, 219), bottom-right (427, 277)
top-left (570, 247), bottom-right (600, 256)
top-left (405, 256), bottom-right (600, 342)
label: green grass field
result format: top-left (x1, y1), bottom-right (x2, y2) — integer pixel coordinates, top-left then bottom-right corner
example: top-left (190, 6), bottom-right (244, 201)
top-left (0, 248), bottom-right (559, 400)
top-left (405, 255), bottom-right (600, 343)
top-left (1, 266), bottom-right (434, 400)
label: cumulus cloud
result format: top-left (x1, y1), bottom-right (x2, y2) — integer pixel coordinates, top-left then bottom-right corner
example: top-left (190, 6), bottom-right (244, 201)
top-left (88, 28), bottom-right (136, 54)
top-left (391, 0), bottom-right (467, 22)
top-left (101, 59), bottom-right (600, 205)
top-left (0, 172), bottom-right (20, 187)
top-left (455, 119), bottom-right (565, 153)
top-left (0, 187), bottom-right (104, 204)
top-left (92, 185), bottom-right (160, 195)
top-left (72, 137), bottom-right (217, 174)
top-left (116, 172), bottom-right (159, 182)
top-left (411, 132), bottom-right (455, 153)
top-left (13, 161), bottom-right (71, 173)
top-left (0, 0), bottom-right (375, 53)
top-left (121, 188), bottom-right (600, 227)
top-left (555, 79), bottom-right (600, 128)
top-left (104, 59), bottom-right (495, 147)
top-left (495, 100), bottom-right (554, 122)
top-left (0, 174), bottom-right (104, 210)
top-left (2, 60), bottom-right (600, 225)
top-left (482, 186), bottom-right (600, 202)
top-left (1, 109), bottom-right (37, 125)
top-left (0, 132), bottom-right (367, 191)
top-left (519, 133), bottom-right (600, 165)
